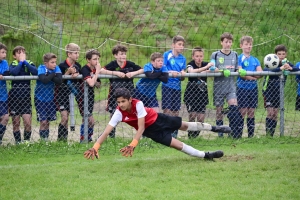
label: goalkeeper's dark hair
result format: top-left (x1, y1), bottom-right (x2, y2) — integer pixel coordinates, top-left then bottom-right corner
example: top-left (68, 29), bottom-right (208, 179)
top-left (0, 43), bottom-right (7, 51)
top-left (86, 49), bottom-right (100, 60)
top-left (114, 88), bottom-right (131, 100)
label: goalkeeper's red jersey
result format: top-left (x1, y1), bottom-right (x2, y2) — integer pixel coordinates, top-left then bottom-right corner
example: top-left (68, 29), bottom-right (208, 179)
top-left (113, 98), bottom-right (158, 130)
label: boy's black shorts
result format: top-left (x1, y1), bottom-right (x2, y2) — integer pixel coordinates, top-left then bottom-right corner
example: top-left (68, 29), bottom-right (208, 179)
top-left (55, 90), bottom-right (84, 114)
top-left (9, 97), bottom-right (32, 116)
top-left (263, 89), bottom-right (280, 108)
top-left (143, 113), bottom-right (182, 146)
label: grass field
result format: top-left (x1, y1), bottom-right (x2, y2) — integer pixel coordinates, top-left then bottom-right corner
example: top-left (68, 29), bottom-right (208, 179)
top-left (1, 137), bottom-right (300, 200)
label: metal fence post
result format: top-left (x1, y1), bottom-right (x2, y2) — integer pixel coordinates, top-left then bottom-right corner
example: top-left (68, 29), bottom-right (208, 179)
top-left (83, 81), bottom-right (89, 143)
top-left (69, 93), bottom-right (75, 131)
top-left (279, 73), bottom-right (285, 136)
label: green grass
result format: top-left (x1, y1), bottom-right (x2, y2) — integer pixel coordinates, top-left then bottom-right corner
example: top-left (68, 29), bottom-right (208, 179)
top-left (1, 137), bottom-right (300, 199)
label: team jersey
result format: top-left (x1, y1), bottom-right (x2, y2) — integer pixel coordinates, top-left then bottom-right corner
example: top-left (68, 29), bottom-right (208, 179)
top-left (0, 60), bottom-right (9, 101)
top-left (162, 50), bottom-right (186, 90)
top-left (210, 50), bottom-right (238, 93)
top-left (56, 60), bottom-right (82, 96)
top-left (58, 60), bottom-right (82, 84)
top-left (35, 65), bottom-right (62, 102)
top-left (262, 61), bottom-right (296, 92)
top-left (81, 64), bottom-right (101, 101)
top-left (237, 54), bottom-right (261, 90)
top-left (136, 62), bottom-right (168, 97)
top-left (109, 98), bottom-right (158, 130)
top-left (9, 60), bottom-right (37, 98)
top-left (104, 60), bottom-right (141, 84)
top-left (186, 60), bottom-right (208, 83)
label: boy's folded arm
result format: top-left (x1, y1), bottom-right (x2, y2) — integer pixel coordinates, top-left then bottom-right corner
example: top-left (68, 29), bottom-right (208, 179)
top-left (9, 62), bottom-right (23, 75)
top-left (38, 73), bottom-right (55, 84)
top-left (23, 61), bottom-right (38, 75)
top-left (52, 73), bottom-right (63, 85)
top-left (145, 71), bottom-right (161, 79)
top-left (158, 72), bottom-right (169, 83)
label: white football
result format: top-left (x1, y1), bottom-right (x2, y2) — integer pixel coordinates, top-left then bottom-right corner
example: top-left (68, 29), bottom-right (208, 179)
top-left (264, 54), bottom-right (280, 69)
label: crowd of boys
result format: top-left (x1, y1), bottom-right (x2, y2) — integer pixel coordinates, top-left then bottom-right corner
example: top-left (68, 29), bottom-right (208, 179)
top-left (0, 32), bottom-right (300, 145)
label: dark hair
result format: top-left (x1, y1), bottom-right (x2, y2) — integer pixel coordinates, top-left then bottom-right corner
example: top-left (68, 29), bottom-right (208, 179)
top-left (220, 32), bottom-right (233, 42)
top-left (192, 46), bottom-right (203, 55)
top-left (43, 53), bottom-right (57, 63)
top-left (112, 44), bottom-right (127, 55)
top-left (275, 44), bottom-right (287, 53)
top-left (0, 43), bottom-right (7, 51)
top-left (86, 49), bottom-right (101, 60)
top-left (114, 88), bottom-right (131, 100)
top-left (12, 46), bottom-right (26, 55)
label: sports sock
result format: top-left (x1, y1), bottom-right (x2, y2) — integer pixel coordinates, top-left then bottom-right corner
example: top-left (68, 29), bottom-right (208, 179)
top-left (227, 105), bottom-right (244, 139)
top-left (186, 122), bottom-right (212, 131)
top-left (58, 123), bottom-right (68, 140)
top-left (39, 130), bottom-right (49, 139)
top-left (247, 118), bottom-right (255, 138)
top-left (181, 143), bottom-right (205, 158)
top-left (24, 131), bottom-right (31, 141)
top-left (265, 118), bottom-right (272, 136)
top-left (13, 131), bottom-right (21, 143)
top-left (270, 119), bottom-right (277, 136)
top-left (216, 120), bottom-right (223, 137)
top-left (80, 124), bottom-right (84, 141)
top-left (88, 127), bottom-right (94, 141)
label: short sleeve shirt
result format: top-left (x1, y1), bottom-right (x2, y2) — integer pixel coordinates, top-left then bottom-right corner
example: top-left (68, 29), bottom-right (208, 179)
top-left (162, 50), bottom-right (186, 90)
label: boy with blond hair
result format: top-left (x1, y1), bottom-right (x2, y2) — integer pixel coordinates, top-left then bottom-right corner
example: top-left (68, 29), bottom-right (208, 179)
top-left (55, 43), bottom-right (82, 141)
top-left (162, 35), bottom-right (186, 138)
top-left (9, 46), bottom-right (37, 143)
top-left (237, 36), bottom-right (262, 138)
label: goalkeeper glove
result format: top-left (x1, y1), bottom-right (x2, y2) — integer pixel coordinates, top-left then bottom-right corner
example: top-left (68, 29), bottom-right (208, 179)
top-left (83, 143), bottom-right (100, 160)
top-left (120, 139), bottom-right (138, 157)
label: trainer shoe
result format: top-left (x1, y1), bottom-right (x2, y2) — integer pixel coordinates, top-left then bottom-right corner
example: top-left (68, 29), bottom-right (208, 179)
top-left (204, 150), bottom-right (224, 160)
top-left (213, 125), bottom-right (231, 133)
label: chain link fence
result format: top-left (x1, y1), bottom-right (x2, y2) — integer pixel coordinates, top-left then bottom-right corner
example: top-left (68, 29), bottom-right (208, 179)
top-left (0, 72), bottom-right (300, 145)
